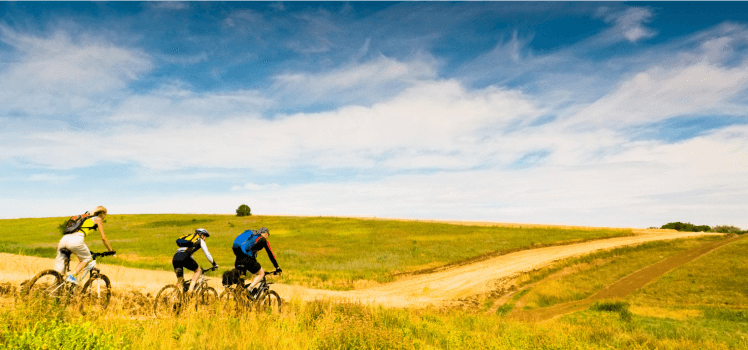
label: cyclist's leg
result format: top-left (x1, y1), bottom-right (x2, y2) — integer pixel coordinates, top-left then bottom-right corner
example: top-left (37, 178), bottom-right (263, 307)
top-left (246, 257), bottom-right (264, 291)
top-left (172, 253), bottom-right (185, 286)
top-left (59, 234), bottom-right (92, 279)
top-left (183, 256), bottom-right (200, 292)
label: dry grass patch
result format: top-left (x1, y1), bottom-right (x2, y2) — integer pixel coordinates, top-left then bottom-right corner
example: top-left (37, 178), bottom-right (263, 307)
top-left (630, 306), bottom-right (702, 320)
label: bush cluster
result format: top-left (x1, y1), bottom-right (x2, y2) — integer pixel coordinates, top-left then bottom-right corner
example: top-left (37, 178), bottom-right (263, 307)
top-left (660, 222), bottom-right (711, 232)
top-left (660, 222), bottom-right (745, 234)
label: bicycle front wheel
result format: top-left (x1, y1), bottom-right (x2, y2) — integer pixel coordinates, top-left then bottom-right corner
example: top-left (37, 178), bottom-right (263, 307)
top-left (80, 274), bottom-right (112, 311)
top-left (23, 270), bottom-right (64, 303)
top-left (154, 285), bottom-right (183, 317)
top-left (256, 290), bottom-right (282, 313)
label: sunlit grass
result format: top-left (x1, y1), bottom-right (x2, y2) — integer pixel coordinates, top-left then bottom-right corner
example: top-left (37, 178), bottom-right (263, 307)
top-left (0, 214), bottom-right (632, 289)
top-left (510, 237), bottom-right (720, 309)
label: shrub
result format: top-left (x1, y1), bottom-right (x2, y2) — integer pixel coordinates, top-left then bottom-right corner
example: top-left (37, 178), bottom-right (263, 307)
top-left (712, 225), bottom-right (743, 234)
top-left (661, 222), bottom-right (711, 232)
top-left (590, 300), bottom-right (632, 321)
top-left (236, 204), bottom-right (251, 217)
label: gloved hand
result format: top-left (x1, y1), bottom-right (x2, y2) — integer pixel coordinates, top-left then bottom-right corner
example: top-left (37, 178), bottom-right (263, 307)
top-left (275, 268), bottom-right (282, 275)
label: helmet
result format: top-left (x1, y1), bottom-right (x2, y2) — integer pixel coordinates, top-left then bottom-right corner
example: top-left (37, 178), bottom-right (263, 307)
top-left (195, 228), bottom-right (210, 237)
top-left (258, 227), bottom-right (269, 235)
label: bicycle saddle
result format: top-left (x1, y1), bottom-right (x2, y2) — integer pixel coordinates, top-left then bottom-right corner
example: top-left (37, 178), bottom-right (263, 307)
top-left (59, 248), bottom-right (72, 257)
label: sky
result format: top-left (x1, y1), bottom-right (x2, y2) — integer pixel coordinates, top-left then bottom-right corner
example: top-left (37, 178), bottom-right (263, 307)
top-left (1, 1), bottom-right (747, 229)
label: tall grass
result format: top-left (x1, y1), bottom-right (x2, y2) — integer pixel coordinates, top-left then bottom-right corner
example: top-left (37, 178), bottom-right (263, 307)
top-left (3, 296), bottom-right (746, 350)
top-left (0, 214), bottom-right (632, 289)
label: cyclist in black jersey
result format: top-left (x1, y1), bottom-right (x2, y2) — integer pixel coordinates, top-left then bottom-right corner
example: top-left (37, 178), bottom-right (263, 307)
top-left (232, 227), bottom-right (281, 297)
top-left (173, 228), bottom-right (217, 293)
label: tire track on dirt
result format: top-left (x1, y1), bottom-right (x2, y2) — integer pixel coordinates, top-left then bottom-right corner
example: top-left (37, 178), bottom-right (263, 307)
top-left (507, 233), bottom-right (746, 322)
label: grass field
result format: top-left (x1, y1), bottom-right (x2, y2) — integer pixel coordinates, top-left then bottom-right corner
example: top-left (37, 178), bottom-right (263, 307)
top-left (510, 236), bottom-right (724, 309)
top-left (0, 214), bottom-right (631, 289)
top-left (1, 215), bottom-right (745, 349)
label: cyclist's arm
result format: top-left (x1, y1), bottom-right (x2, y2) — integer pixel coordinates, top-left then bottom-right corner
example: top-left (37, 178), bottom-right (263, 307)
top-left (199, 239), bottom-right (216, 266)
top-left (258, 238), bottom-right (280, 270)
top-left (94, 217), bottom-right (114, 252)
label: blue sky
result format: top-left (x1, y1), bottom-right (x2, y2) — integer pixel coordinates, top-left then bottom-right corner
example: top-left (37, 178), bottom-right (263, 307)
top-left (1, 2), bottom-right (747, 228)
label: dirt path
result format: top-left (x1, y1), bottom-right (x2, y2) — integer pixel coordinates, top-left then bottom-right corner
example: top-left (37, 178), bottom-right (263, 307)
top-left (0, 231), bottom-right (722, 308)
top-left (507, 234), bottom-right (746, 322)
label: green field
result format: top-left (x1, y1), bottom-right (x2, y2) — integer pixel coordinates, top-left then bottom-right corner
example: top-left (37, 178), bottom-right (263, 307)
top-left (510, 236), bottom-right (723, 309)
top-left (0, 214), bottom-right (631, 289)
top-left (1, 216), bottom-right (746, 349)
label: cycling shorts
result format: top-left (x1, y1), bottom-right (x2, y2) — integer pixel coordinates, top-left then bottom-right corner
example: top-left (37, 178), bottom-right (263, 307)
top-left (172, 251), bottom-right (199, 272)
top-left (55, 232), bottom-right (92, 273)
top-left (233, 246), bottom-right (261, 274)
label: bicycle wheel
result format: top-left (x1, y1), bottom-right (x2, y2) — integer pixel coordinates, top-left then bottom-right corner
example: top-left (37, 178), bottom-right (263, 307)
top-left (154, 285), bottom-right (183, 317)
top-left (256, 290), bottom-right (282, 313)
top-left (23, 270), bottom-right (64, 303)
top-left (80, 274), bottom-right (112, 311)
top-left (197, 287), bottom-right (218, 312)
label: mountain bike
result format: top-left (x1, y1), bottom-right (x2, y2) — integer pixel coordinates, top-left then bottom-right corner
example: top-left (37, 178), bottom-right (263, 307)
top-left (218, 269), bottom-right (282, 314)
top-left (22, 249), bottom-right (116, 311)
top-left (153, 266), bottom-right (218, 317)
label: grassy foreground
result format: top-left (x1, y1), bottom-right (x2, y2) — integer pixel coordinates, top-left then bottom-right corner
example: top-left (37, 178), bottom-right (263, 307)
top-left (2, 294), bottom-right (745, 350)
top-left (0, 214), bottom-right (631, 289)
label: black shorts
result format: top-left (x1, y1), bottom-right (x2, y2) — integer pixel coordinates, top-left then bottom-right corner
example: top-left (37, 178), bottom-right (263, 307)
top-left (172, 251), bottom-right (199, 272)
top-left (233, 246), bottom-right (261, 274)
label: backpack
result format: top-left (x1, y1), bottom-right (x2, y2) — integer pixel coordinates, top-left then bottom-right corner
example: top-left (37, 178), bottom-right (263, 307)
top-left (176, 233), bottom-right (201, 248)
top-left (233, 230), bottom-right (261, 253)
top-left (62, 212), bottom-right (93, 235)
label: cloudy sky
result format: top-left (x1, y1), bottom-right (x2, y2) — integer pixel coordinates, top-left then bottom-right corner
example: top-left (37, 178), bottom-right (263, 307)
top-left (1, 2), bottom-right (747, 228)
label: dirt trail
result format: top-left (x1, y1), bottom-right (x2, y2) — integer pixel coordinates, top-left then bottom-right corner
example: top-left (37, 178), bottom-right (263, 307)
top-left (0, 230), bottom-right (721, 308)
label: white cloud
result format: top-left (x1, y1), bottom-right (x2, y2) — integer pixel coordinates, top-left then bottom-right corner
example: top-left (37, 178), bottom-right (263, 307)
top-left (0, 26), bottom-right (153, 115)
top-left (597, 6), bottom-right (657, 43)
top-left (271, 53), bottom-right (439, 107)
top-left (570, 61), bottom-right (748, 125)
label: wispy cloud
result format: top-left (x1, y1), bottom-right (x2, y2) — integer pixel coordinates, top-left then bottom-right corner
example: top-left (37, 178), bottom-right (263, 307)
top-left (147, 2), bottom-right (189, 11)
top-left (0, 25), bottom-right (152, 115)
top-left (596, 6), bottom-right (657, 43)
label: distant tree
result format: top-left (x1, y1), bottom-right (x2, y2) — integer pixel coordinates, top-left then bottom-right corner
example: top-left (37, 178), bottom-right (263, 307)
top-left (236, 204), bottom-right (252, 217)
top-left (661, 222), bottom-right (711, 232)
top-left (712, 225), bottom-right (743, 234)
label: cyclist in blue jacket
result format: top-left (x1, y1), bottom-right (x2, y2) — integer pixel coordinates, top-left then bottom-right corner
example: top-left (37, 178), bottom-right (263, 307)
top-left (232, 227), bottom-right (281, 297)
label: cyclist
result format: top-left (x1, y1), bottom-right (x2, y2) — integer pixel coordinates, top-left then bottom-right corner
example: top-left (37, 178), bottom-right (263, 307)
top-left (55, 206), bottom-right (115, 284)
top-left (232, 227), bottom-right (281, 297)
top-left (173, 228), bottom-right (218, 293)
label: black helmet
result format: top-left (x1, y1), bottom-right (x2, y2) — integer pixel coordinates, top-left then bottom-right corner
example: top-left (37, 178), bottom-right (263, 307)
top-left (258, 227), bottom-right (269, 235)
top-left (195, 228), bottom-right (210, 237)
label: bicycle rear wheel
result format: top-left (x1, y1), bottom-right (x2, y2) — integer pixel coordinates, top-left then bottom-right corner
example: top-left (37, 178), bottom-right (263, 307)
top-left (80, 274), bottom-right (112, 312)
top-left (154, 285), bottom-right (183, 317)
top-left (23, 270), bottom-right (64, 303)
top-left (256, 290), bottom-right (282, 313)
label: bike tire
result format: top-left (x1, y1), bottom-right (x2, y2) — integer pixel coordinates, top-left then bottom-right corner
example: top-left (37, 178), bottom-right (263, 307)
top-left (23, 269), bottom-right (63, 302)
top-left (154, 284), bottom-right (183, 317)
top-left (80, 274), bottom-right (112, 311)
top-left (256, 290), bottom-right (282, 313)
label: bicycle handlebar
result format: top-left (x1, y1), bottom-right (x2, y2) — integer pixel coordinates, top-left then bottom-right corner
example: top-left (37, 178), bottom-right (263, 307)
top-left (91, 251), bottom-right (116, 259)
top-left (202, 266), bottom-right (218, 273)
